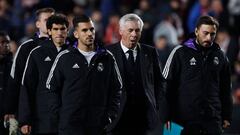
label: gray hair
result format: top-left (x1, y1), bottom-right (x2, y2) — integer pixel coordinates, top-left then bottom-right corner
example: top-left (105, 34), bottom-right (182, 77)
top-left (119, 13), bottom-right (144, 31)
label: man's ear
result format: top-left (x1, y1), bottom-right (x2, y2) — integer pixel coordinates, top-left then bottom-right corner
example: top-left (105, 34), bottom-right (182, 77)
top-left (119, 28), bottom-right (123, 36)
top-left (36, 21), bottom-right (40, 29)
top-left (195, 28), bottom-right (198, 36)
top-left (47, 29), bottom-right (51, 36)
top-left (73, 30), bottom-right (78, 39)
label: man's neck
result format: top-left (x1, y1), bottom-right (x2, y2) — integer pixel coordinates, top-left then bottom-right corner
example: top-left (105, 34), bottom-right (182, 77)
top-left (53, 41), bottom-right (65, 48)
top-left (38, 32), bottom-right (48, 38)
top-left (77, 44), bottom-right (94, 52)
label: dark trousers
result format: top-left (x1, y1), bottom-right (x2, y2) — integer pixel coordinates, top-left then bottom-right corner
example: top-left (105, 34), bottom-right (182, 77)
top-left (0, 119), bottom-right (8, 135)
top-left (181, 130), bottom-right (221, 135)
top-left (33, 133), bottom-right (58, 135)
top-left (112, 104), bottom-right (149, 135)
top-left (181, 125), bottom-right (222, 135)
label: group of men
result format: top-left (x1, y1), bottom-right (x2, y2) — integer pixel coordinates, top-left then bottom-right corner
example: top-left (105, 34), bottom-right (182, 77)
top-left (0, 7), bottom-right (233, 135)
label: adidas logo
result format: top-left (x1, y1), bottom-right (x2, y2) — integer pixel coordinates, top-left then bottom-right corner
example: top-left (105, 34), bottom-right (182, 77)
top-left (190, 57), bottom-right (196, 65)
top-left (72, 63), bottom-right (80, 68)
top-left (44, 56), bottom-right (51, 61)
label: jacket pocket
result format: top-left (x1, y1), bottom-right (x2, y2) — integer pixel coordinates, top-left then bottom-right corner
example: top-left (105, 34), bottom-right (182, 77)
top-left (85, 106), bottom-right (107, 127)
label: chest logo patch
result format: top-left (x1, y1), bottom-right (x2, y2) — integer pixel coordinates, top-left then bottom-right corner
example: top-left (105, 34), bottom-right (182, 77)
top-left (44, 56), bottom-right (51, 61)
top-left (97, 62), bottom-right (104, 72)
top-left (190, 57), bottom-right (197, 65)
top-left (72, 63), bottom-right (80, 69)
top-left (213, 57), bottom-right (219, 65)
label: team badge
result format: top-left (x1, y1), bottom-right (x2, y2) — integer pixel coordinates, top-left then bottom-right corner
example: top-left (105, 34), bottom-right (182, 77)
top-left (213, 57), bottom-right (219, 65)
top-left (97, 62), bottom-right (104, 72)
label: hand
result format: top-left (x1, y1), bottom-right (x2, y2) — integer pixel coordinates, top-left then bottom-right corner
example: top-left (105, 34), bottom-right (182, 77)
top-left (223, 120), bottom-right (230, 129)
top-left (21, 125), bottom-right (31, 135)
top-left (165, 121), bottom-right (171, 131)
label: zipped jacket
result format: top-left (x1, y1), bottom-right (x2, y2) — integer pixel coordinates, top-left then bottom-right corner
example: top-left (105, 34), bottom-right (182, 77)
top-left (18, 40), bottom-right (68, 134)
top-left (163, 38), bottom-right (232, 128)
top-left (46, 46), bottom-right (122, 135)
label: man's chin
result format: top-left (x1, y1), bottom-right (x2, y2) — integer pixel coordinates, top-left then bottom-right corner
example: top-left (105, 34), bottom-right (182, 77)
top-left (202, 43), bottom-right (211, 47)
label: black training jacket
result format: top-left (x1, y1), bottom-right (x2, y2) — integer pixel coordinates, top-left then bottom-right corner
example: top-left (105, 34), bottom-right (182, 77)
top-left (18, 40), bottom-right (68, 134)
top-left (4, 36), bottom-right (47, 114)
top-left (46, 46), bottom-right (122, 135)
top-left (163, 38), bottom-right (232, 128)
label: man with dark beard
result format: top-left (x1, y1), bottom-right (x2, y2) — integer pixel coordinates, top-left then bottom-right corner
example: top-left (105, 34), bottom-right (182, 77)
top-left (163, 15), bottom-right (232, 135)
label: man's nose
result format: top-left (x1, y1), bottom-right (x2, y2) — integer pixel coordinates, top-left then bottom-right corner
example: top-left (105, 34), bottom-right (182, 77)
top-left (87, 30), bottom-right (93, 35)
top-left (131, 31), bottom-right (137, 36)
top-left (206, 34), bottom-right (212, 41)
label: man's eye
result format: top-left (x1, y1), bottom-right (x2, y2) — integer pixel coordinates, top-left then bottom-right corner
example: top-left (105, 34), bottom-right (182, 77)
top-left (90, 28), bottom-right (94, 32)
top-left (82, 29), bottom-right (88, 32)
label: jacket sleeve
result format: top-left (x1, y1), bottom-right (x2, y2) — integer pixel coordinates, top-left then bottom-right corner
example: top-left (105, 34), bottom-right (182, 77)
top-left (18, 51), bottom-right (39, 126)
top-left (4, 44), bottom-right (31, 114)
top-left (46, 52), bottom-right (64, 93)
top-left (153, 48), bottom-right (167, 122)
top-left (220, 55), bottom-right (233, 122)
top-left (106, 56), bottom-right (122, 125)
top-left (162, 46), bottom-right (182, 121)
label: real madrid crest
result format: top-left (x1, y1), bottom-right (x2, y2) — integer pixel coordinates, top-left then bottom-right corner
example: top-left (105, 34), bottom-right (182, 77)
top-left (213, 57), bottom-right (219, 65)
top-left (97, 62), bottom-right (104, 72)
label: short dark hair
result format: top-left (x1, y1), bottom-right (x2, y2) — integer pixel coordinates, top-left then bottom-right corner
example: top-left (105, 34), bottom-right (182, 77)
top-left (46, 13), bottom-right (69, 30)
top-left (196, 15), bottom-right (219, 29)
top-left (0, 31), bottom-right (10, 41)
top-left (72, 15), bottom-right (91, 29)
top-left (35, 7), bottom-right (55, 21)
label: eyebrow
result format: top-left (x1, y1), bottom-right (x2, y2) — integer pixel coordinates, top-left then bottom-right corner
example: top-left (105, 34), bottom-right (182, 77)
top-left (81, 27), bottom-right (94, 31)
top-left (52, 27), bottom-right (66, 30)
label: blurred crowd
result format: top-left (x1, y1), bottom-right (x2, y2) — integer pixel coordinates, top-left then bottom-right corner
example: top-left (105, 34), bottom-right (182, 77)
top-left (0, 0), bottom-right (240, 134)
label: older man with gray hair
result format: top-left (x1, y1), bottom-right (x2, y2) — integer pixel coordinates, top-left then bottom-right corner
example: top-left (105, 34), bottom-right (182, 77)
top-left (107, 13), bottom-right (167, 135)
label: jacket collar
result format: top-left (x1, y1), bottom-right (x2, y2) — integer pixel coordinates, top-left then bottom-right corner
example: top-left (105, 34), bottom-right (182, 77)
top-left (183, 38), bottom-right (220, 51)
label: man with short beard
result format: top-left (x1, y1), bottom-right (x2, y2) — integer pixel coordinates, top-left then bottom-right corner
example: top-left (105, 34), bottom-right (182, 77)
top-left (163, 15), bottom-right (232, 135)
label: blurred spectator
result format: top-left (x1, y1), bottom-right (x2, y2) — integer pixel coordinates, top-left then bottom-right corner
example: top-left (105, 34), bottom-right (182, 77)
top-left (228, 0), bottom-right (240, 36)
top-left (100, 0), bottom-right (120, 28)
top-left (187, 0), bottom-right (210, 33)
top-left (135, 0), bottom-right (155, 45)
top-left (0, 31), bottom-right (12, 135)
top-left (73, 4), bottom-right (86, 16)
top-left (216, 28), bottom-right (239, 75)
top-left (0, 0), bottom-right (12, 32)
top-left (8, 41), bottom-right (18, 58)
top-left (104, 13), bottom-right (121, 45)
top-left (234, 61), bottom-right (240, 82)
top-left (91, 10), bottom-right (104, 42)
top-left (223, 84), bottom-right (240, 135)
top-left (21, 0), bottom-right (39, 8)
top-left (19, 22), bottom-right (36, 44)
top-left (73, 0), bottom-right (87, 6)
top-left (208, 0), bottom-right (230, 31)
top-left (154, 35), bottom-right (173, 68)
top-left (154, 13), bottom-right (181, 46)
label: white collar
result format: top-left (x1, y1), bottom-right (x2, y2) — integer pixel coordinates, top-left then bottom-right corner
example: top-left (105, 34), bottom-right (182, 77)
top-left (120, 40), bottom-right (137, 53)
